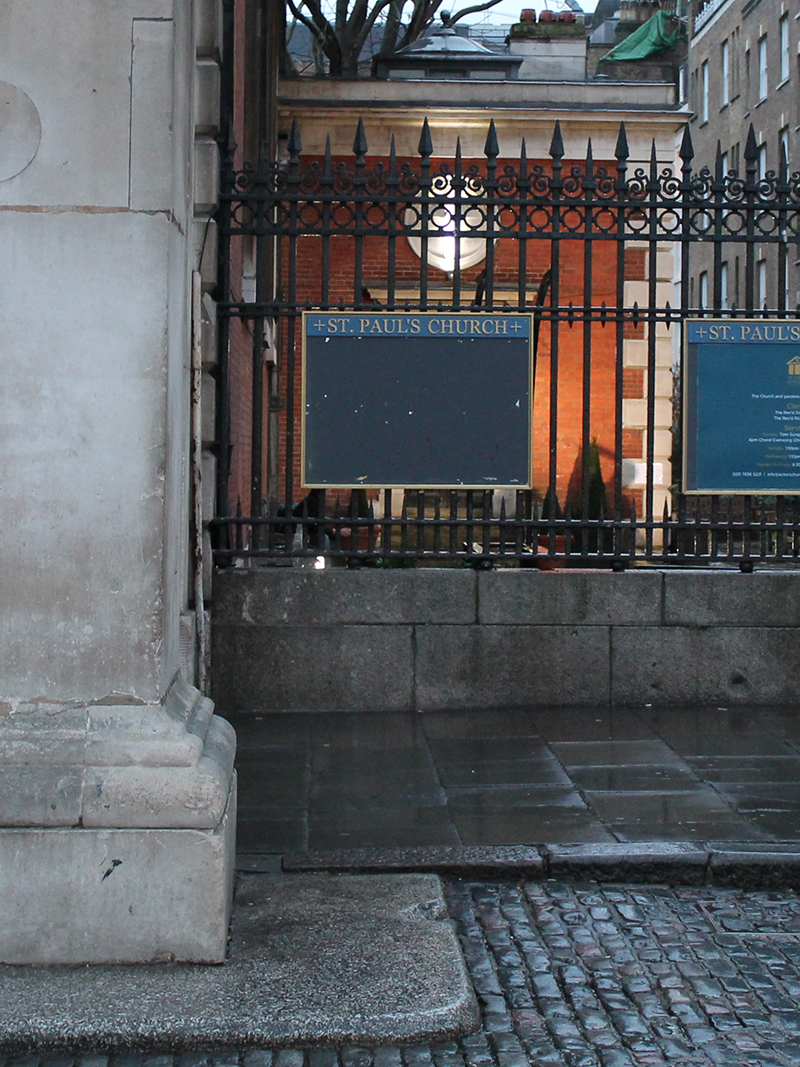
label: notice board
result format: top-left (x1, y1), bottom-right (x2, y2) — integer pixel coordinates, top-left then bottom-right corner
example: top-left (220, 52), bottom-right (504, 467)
top-left (684, 318), bottom-right (800, 493)
top-left (302, 312), bottom-right (533, 488)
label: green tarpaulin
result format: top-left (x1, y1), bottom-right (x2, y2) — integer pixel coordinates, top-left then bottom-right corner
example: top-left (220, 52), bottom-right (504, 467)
top-left (602, 9), bottom-right (685, 62)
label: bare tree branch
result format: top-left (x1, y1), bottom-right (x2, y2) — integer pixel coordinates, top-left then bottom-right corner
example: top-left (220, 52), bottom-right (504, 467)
top-left (287, 0), bottom-right (343, 69)
top-left (447, 0), bottom-right (506, 25)
top-left (288, 0), bottom-right (511, 76)
top-left (348, 0), bottom-right (396, 58)
top-left (378, 0), bottom-right (405, 56)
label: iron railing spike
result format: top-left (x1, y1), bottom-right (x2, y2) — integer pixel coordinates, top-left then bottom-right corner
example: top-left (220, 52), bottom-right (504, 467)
top-left (615, 122), bottom-right (629, 161)
top-left (222, 125), bottom-right (238, 164)
top-left (484, 119), bottom-right (499, 160)
top-left (744, 124), bottom-right (759, 164)
top-left (679, 123), bottom-right (694, 166)
top-left (353, 117), bottom-right (368, 161)
top-left (288, 119), bottom-right (302, 162)
top-left (418, 117), bottom-right (433, 159)
top-left (549, 120), bottom-right (564, 160)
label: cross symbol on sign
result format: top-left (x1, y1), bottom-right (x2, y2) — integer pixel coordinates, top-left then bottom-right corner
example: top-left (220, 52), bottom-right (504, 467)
top-left (695, 326), bottom-right (707, 338)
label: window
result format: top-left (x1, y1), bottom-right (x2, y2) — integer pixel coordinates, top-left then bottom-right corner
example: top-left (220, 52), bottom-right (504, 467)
top-left (720, 150), bottom-right (728, 178)
top-left (744, 48), bottom-right (751, 109)
top-left (721, 39), bottom-right (730, 106)
top-left (780, 127), bottom-right (790, 170)
top-left (720, 262), bottom-right (729, 309)
top-left (732, 27), bottom-right (740, 98)
top-left (701, 60), bottom-right (709, 122)
top-left (699, 271), bottom-right (709, 310)
top-left (758, 36), bottom-right (768, 101)
top-left (732, 142), bottom-right (740, 175)
top-left (759, 142), bottom-right (768, 181)
top-left (780, 14), bottom-right (789, 83)
top-left (678, 62), bottom-right (688, 105)
top-left (757, 259), bottom-right (767, 308)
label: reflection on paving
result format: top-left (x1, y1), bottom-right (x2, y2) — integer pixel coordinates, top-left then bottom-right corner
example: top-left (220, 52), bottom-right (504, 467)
top-left (229, 706), bottom-right (800, 855)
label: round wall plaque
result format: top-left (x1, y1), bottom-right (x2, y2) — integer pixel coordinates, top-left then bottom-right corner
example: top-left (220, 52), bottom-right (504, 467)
top-left (0, 82), bottom-right (41, 182)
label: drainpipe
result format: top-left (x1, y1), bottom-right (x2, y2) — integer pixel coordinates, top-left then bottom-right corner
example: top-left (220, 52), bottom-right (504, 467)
top-left (191, 269), bottom-right (208, 692)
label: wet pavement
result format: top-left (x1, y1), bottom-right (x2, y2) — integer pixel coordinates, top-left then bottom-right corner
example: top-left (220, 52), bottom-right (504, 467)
top-left (231, 706), bottom-right (800, 858)
top-left (12, 705), bottom-right (800, 1064)
top-left (14, 879), bottom-right (800, 1066)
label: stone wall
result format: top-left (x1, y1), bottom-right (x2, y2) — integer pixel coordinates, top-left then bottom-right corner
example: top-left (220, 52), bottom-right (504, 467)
top-left (212, 568), bottom-right (800, 711)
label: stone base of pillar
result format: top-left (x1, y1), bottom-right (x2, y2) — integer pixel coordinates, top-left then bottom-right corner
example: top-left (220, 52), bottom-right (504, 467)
top-left (0, 781), bottom-right (236, 964)
top-left (0, 675), bottom-right (237, 963)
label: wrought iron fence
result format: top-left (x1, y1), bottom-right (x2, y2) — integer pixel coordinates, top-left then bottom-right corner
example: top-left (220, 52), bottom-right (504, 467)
top-left (212, 117), bottom-right (800, 568)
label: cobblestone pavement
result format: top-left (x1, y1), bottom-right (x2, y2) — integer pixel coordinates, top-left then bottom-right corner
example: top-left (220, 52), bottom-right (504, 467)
top-left (11, 879), bottom-right (800, 1066)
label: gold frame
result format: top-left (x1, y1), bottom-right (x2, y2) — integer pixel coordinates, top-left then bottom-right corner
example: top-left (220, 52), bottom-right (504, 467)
top-left (301, 310), bottom-right (535, 490)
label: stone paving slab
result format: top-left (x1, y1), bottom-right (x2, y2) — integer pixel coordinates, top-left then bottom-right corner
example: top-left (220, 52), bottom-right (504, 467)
top-left (231, 706), bottom-right (800, 858)
top-left (0, 874), bottom-right (478, 1054)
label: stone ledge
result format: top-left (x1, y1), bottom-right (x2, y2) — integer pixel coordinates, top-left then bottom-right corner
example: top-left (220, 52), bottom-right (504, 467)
top-left (213, 568), bottom-right (478, 626)
top-left (0, 870), bottom-right (478, 1049)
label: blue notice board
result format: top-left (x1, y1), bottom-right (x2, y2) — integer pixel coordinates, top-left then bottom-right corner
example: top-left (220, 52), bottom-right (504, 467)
top-left (684, 319), bottom-right (800, 493)
top-left (302, 312), bottom-right (533, 488)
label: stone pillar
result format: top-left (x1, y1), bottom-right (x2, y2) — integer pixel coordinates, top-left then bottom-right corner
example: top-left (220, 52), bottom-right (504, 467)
top-left (0, 0), bottom-right (235, 963)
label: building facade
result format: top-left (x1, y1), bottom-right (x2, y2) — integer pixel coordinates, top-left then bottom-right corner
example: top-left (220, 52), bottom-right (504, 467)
top-left (688, 0), bottom-right (800, 311)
